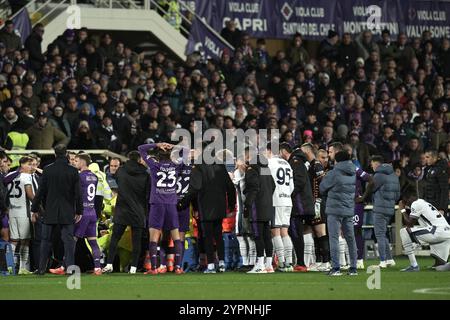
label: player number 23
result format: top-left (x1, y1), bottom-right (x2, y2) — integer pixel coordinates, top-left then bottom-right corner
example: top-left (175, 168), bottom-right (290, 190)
top-left (156, 171), bottom-right (177, 188)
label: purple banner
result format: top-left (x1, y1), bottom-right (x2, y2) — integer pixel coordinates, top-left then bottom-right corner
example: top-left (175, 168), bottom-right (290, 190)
top-left (188, 0), bottom-right (450, 41)
top-left (186, 18), bottom-right (234, 59)
top-left (12, 8), bottom-right (31, 45)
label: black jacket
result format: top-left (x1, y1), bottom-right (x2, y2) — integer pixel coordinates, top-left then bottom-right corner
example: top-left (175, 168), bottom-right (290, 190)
top-left (114, 160), bottom-right (149, 228)
top-left (94, 126), bottom-right (121, 153)
top-left (288, 149), bottom-right (314, 216)
top-left (31, 157), bottom-right (83, 224)
top-left (180, 162), bottom-right (236, 222)
top-left (244, 159), bottom-right (275, 222)
top-left (25, 32), bottom-right (45, 71)
top-left (423, 160), bottom-right (449, 212)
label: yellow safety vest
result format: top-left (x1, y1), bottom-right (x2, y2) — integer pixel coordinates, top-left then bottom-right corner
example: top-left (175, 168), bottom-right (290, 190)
top-left (164, 0), bottom-right (181, 30)
top-left (7, 131), bottom-right (29, 168)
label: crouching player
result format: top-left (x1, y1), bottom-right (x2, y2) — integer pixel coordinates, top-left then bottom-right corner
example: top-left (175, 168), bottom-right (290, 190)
top-left (399, 194), bottom-right (450, 272)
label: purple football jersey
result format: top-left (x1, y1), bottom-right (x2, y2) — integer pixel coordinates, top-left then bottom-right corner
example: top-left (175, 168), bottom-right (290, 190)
top-left (355, 167), bottom-right (371, 197)
top-left (177, 164), bottom-right (191, 200)
top-left (79, 170), bottom-right (98, 216)
top-left (138, 144), bottom-right (183, 204)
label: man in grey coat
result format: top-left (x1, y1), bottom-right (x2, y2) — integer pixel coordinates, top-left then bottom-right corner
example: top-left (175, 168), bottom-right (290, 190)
top-left (370, 156), bottom-right (400, 268)
top-left (320, 151), bottom-right (358, 276)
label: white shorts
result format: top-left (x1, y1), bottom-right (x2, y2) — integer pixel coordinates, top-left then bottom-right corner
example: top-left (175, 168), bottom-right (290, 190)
top-left (409, 225), bottom-right (450, 262)
top-left (271, 206), bottom-right (292, 228)
top-left (409, 225), bottom-right (450, 244)
top-left (9, 216), bottom-right (31, 240)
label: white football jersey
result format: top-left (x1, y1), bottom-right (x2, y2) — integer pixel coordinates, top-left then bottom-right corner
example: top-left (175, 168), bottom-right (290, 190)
top-left (7, 173), bottom-right (32, 218)
top-left (410, 199), bottom-right (449, 228)
top-left (268, 157), bottom-right (294, 207)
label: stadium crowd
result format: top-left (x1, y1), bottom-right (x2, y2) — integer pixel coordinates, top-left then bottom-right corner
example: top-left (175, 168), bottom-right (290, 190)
top-left (0, 17), bottom-right (449, 275)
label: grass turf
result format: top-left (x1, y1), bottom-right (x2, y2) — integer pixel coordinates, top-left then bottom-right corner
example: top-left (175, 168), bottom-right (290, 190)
top-left (1, 257), bottom-right (449, 300)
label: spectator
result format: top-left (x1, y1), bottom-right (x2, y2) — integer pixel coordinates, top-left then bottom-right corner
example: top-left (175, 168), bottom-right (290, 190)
top-left (0, 20), bottom-right (21, 56)
top-left (287, 33), bottom-right (309, 70)
top-left (349, 131), bottom-right (371, 170)
top-left (338, 33), bottom-right (357, 73)
top-left (25, 113), bottom-right (69, 149)
top-left (94, 114), bottom-right (121, 153)
top-left (318, 30), bottom-right (339, 62)
top-left (355, 30), bottom-right (379, 61)
top-left (68, 120), bottom-right (96, 149)
top-left (25, 24), bottom-right (45, 71)
top-left (429, 117), bottom-right (449, 151)
top-left (49, 105), bottom-right (71, 140)
top-left (423, 150), bottom-right (449, 215)
top-left (220, 20), bottom-right (242, 49)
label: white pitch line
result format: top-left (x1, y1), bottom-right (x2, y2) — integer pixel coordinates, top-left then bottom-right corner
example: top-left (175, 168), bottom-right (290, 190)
top-left (413, 287), bottom-right (450, 295)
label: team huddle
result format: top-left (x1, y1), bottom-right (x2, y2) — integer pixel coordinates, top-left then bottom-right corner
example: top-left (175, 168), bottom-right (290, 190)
top-left (1, 141), bottom-right (449, 276)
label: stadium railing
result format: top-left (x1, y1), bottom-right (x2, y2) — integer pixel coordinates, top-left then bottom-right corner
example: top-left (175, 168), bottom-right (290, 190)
top-left (5, 149), bottom-right (128, 162)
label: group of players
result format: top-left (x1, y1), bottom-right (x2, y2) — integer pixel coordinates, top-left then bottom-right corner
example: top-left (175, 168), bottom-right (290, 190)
top-left (1, 140), bottom-right (449, 275)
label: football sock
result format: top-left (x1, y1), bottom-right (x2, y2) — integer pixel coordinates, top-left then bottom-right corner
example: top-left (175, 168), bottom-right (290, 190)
top-left (88, 240), bottom-right (101, 269)
top-left (149, 241), bottom-right (158, 270)
top-left (256, 256), bottom-right (265, 269)
top-left (159, 244), bottom-right (167, 266)
top-left (282, 236), bottom-right (293, 265)
top-left (400, 229), bottom-right (418, 267)
top-left (19, 244), bottom-right (29, 271)
top-left (174, 240), bottom-right (183, 268)
top-left (273, 235), bottom-right (285, 265)
top-left (248, 237), bottom-right (256, 265)
top-left (237, 236), bottom-right (249, 265)
top-left (11, 243), bottom-right (18, 269)
top-left (265, 256), bottom-right (273, 269)
top-left (207, 263), bottom-right (215, 270)
top-left (314, 237), bottom-right (321, 263)
top-left (318, 235), bottom-right (330, 263)
top-left (303, 233), bottom-right (314, 266)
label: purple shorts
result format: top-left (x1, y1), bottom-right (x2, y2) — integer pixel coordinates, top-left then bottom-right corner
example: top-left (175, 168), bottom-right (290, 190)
top-left (353, 204), bottom-right (364, 228)
top-left (149, 203), bottom-right (179, 231)
top-left (177, 208), bottom-right (190, 233)
top-left (1, 214), bottom-right (9, 229)
top-left (74, 214), bottom-right (97, 238)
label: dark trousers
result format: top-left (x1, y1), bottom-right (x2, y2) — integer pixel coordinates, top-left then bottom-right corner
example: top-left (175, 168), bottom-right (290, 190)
top-left (289, 215), bottom-right (305, 266)
top-left (31, 217), bottom-right (43, 271)
top-left (201, 220), bottom-right (224, 263)
top-left (252, 221), bottom-right (273, 258)
top-left (107, 223), bottom-right (144, 268)
top-left (39, 223), bottom-right (75, 273)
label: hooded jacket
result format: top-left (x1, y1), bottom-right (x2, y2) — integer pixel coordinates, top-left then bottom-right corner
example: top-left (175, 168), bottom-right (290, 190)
top-left (372, 164), bottom-right (400, 216)
top-left (114, 160), bottom-right (150, 228)
top-left (244, 157), bottom-right (275, 222)
top-left (180, 162), bottom-right (236, 222)
top-left (319, 160), bottom-right (356, 217)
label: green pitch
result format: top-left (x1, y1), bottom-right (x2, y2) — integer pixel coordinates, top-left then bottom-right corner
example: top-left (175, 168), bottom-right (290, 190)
top-left (1, 257), bottom-right (449, 300)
